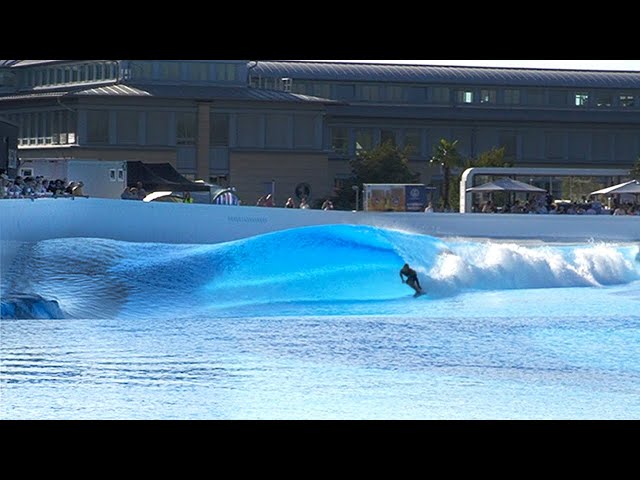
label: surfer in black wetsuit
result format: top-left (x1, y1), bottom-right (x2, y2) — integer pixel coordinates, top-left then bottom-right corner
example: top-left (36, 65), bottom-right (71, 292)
top-left (400, 263), bottom-right (423, 296)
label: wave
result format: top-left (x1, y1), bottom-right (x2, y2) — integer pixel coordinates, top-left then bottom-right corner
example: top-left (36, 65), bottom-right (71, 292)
top-left (3, 225), bottom-right (639, 318)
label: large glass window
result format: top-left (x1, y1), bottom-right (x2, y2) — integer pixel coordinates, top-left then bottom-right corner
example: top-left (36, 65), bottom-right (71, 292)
top-left (360, 85), bottom-right (381, 101)
top-left (176, 112), bottom-right (196, 145)
top-left (504, 89), bottom-right (521, 105)
top-left (116, 111), bottom-right (139, 144)
top-left (381, 129), bottom-right (396, 146)
top-left (146, 111), bottom-right (169, 145)
top-left (404, 129), bottom-right (421, 156)
top-left (575, 92), bottom-right (589, 107)
top-left (456, 90), bottom-right (474, 104)
top-left (619, 94), bottom-right (635, 107)
top-left (432, 87), bottom-right (450, 104)
top-left (355, 128), bottom-right (374, 155)
top-left (87, 110), bottom-right (110, 144)
top-left (311, 82), bottom-right (331, 99)
top-left (595, 92), bottom-right (612, 107)
top-left (331, 127), bottom-right (348, 155)
top-left (159, 62), bottom-right (180, 81)
top-left (188, 62), bottom-right (209, 81)
top-left (266, 114), bottom-right (288, 148)
top-left (549, 90), bottom-right (568, 106)
top-left (387, 85), bottom-right (404, 102)
top-left (336, 84), bottom-right (355, 101)
top-left (210, 113), bottom-right (230, 147)
top-left (480, 89), bottom-right (496, 104)
top-left (216, 63), bottom-right (236, 82)
top-left (237, 114), bottom-right (262, 148)
top-left (294, 115), bottom-right (315, 148)
top-left (527, 89), bottom-right (545, 106)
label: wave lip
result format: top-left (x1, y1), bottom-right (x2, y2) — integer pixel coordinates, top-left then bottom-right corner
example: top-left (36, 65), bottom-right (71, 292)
top-left (1, 294), bottom-right (65, 319)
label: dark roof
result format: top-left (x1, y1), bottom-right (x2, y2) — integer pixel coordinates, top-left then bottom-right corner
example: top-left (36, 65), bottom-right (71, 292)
top-left (252, 61), bottom-right (640, 89)
top-left (0, 60), bottom-right (20, 67)
top-left (0, 82), bottom-right (335, 104)
top-left (73, 83), bottom-right (334, 103)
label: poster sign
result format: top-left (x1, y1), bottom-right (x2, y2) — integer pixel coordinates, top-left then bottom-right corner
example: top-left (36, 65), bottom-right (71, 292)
top-left (405, 185), bottom-right (428, 212)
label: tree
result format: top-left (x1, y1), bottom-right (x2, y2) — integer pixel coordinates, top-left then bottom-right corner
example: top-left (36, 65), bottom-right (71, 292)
top-left (631, 157), bottom-right (640, 180)
top-left (351, 140), bottom-right (419, 185)
top-left (430, 139), bottom-right (462, 211)
top-left (329, 141), bottom-right (419, 210)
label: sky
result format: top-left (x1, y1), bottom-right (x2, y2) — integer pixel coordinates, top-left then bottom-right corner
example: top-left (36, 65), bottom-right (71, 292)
top-left (321, 60), bottom-right (640, 71)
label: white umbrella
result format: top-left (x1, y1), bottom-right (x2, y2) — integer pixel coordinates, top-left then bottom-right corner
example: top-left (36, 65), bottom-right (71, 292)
top-left (590, 180), bottom-right (640, 196)
top-left (466, 177), bottom-right (547, 193)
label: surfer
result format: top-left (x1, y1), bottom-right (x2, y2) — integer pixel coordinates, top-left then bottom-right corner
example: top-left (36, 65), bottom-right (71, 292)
top-left (400, 263), bottom-right (423, 296)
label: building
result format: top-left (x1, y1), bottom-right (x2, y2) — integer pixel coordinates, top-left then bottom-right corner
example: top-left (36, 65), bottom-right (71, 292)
top-left (0, 115), bottom-right (18, 177)
top-left (0, 60), bottom-right (332, 205)
top-left (1, 60), bottom-right (639, 204)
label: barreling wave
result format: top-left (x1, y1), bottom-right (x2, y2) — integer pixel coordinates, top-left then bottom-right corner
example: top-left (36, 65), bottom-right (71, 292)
top-left (3, 225), bottom-right (639, 319)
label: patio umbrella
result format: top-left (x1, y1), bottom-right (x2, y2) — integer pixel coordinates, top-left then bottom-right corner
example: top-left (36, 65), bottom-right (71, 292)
top-left (589, 180), bottom-right (640, 196)
top-left (466, 177), bottom-right (547, 193)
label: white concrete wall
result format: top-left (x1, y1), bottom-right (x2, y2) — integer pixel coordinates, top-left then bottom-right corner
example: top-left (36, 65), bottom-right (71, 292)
top-left (2, 197), bottom-right (639, 245)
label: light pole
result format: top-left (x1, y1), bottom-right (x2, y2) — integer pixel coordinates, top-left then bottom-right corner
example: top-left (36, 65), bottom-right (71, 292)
top-left (352, 185), bottom-right (360, 212)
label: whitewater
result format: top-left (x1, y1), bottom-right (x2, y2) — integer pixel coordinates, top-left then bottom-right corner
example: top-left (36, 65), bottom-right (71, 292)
top-left (1, 225), bottom-right (639, 419)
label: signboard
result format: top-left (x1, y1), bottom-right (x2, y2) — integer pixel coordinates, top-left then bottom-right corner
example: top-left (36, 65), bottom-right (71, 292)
top-left (364, 184), bottom-right (432, 212)
top-left (405, 185), bottom-right (428, 212)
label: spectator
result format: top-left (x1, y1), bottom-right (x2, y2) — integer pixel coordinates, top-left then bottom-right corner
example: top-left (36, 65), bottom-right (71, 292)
top-left (72, 182), bottom-right (85, 197)
top-left (299, 197), bottom-right (310, 209)
top-left (284, 197), bottom-right (296, 209)
top-left (136, 182), bottom-right (147, 200)
top-left (183, 192), bottom-right (193, 204)
top-left (424, 202), bottom-right (434, 213)
top-left (321, 199), bottom-right (334, 211)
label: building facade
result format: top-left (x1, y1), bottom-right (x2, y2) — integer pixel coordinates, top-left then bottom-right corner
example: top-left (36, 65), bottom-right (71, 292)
top-left (1, 60), bottom-right (639, 204)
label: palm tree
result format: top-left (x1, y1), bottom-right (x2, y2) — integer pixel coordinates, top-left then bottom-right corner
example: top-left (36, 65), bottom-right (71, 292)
top-left (631, 157), bottom-right (640, 181)
top-left (430, 139), bottom-right (462, 211)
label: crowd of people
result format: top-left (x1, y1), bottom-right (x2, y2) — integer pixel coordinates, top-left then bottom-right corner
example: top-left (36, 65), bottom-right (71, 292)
top-left (1, 173), bottom-right (85, 199)
top-left (120, 182), bottom-right (148, 201)
top-left (256, 194), bottom-right (334, 210)
top-left (473, 193), bottom-right (640, 216)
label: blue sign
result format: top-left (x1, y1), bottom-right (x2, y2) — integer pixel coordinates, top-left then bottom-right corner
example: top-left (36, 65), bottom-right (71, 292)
top-left (405, 186), bottom-right (428, 212)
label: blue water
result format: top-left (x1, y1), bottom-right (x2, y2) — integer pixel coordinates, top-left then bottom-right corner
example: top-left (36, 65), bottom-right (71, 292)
top-left (1, 225), bottom-right (639, 419)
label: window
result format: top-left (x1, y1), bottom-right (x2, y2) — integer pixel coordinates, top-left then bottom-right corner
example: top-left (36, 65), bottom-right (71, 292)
top-left (210, 113), bottom-right (229, 147)
top-left (265, 114), bottom-right (288, 148)
top-left (360, 85), bottom-right (380, 101)
top-left (118, 169), bottom-right (124, 181)
top-left (311, 82), bottom-right (331, 99)
top-left (504, 89), bottom-right (521, 105)
top-left (176, 112), bottom-right (196, 145)
top-left (291, 80), bottom-right (309, 95)
top-left (408, 87), bottom-right (427, 103)
top-left (146, 111), bottom-right (169, 145)
top-left (432, 87), bottom-right (450, 104)
top-left (331, 127), bottom-right (348, 155)
top-left (87, 110), bottom-right (109, 144)
top-left (188, 62), bottom-right (209, 81)
top-left (596, 93), bottom-right (612, 107)
top-left (527, 89), bottom-right (545, 106)
top-left (109, 169), bottom-right (116, 181)
top-left (619, 94), bottom-right (635, 107)
top-left (355, 129), bottom-right (374, 154)
top-left (575, 92), bottom-right (589, 107)
top-left (480, 89), bottom-right (496, 104)
top-left (549, 90), bottom-right (568, 106)
top-left (381, 129), bottom-right (396, 146)
top-left (387, 85), bottom-right (404, 102)
top-left (456, 90), bottom-right (474, 104)
top-left (404, 129), bottom-right (421, 156)
top-left (237, 114), bottom-right (261, 147)
top-left (116, 111), bottom-right (139, 144)
top-left (216, 63), bottom-right (236, 82)
top-left (294, 115), bottom-right (315, 148)
top-left (159, 62), bottom-right (180, 81)
top-left (336, 84), bottom-right (355, 101)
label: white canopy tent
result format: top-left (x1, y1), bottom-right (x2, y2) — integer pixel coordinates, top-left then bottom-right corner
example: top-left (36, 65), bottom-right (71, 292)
top-left (466, 177), bottom-right (547, 193)
top-left (589, 180), bottom-right (640, 196)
